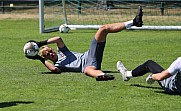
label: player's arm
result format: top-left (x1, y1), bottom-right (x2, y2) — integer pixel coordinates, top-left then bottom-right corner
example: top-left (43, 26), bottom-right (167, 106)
top-left (41, 37), bottom-right (63, 73)
top-left (26, 55), bottom-right (61, 74)
top-left (29, 36), bottom-right (64, 48)
top-left (152, 70), bottom-right (172, 81)
top-left (146, 70), bottom-right (172, 84)
top-left (152, 57), bottom-right (181, 81)
top-left (147, 58), bottom-right (181, 82)
top-left (46, 37), bottom-right (65, 48)
top-left (44, 61), bottom-right (61, 74)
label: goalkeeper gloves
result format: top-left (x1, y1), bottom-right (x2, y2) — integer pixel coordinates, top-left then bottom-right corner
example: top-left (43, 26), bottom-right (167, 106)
top-left (25, 55), bottom-right (45, 64)
top-left (146, 74), bottom-right (155, 84)
top-left (27, 39), bottom-right (48, 48)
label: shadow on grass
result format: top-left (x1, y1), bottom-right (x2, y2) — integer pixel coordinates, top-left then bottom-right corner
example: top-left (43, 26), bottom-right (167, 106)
top-left (154, 90), bottom-right (181, 95)
top-left (41, 72), bottom-right (59, 74)
top-left (130, 84), bottom-right (181, 95)
top-left (41, 70), bottom-right (118, 74)
top-left (103, 70), bottom-right (118, 73)
top-left (0, 101), bottom-right (34, 108)
top-left (41, 72), bottom-right (81, 74)
top-left (130, 84), bottom-right (162, 90)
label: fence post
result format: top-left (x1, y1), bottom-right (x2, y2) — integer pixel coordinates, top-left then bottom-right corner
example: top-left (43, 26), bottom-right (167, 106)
top-left (1, 1), bottom-right (5, 14)
top-left (160, 2), bottom-right (165, 15)
top-left (77, 0), bottom-right (81, 14)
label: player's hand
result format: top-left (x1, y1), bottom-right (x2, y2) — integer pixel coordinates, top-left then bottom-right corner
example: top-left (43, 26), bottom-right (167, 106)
top-left (146, 74), bottom-right (155, 84)
top-left (25, 55), bottom-right (42, 60)
top-left (27, 39), bottom-right (47, 48)
top-left (25, 55), bottom-right (45, 64)
top-left (27, 40), bottom-right (41, 48)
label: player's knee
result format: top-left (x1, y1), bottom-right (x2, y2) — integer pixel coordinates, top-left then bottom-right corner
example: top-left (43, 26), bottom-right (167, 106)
top-left (98, 25), bottom-right (109, 33)
top-left (83, 66), bottom-right (96, 75)
top-left (146, 60), bottom-right (154, 64)
top-left (57, 36), bottom-right (62, 40)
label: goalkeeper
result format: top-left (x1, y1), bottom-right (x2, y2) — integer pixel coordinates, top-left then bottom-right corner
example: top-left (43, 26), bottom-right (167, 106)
top-left (26, 6), bottom-right (143, 81)
top-left (117, 57), bottom-right (181, 95)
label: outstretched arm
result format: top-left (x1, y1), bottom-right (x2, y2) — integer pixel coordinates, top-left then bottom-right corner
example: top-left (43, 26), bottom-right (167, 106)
top-left (29, 36), bottom-right (65, 48)
top-left (46, 37), bottom-right (65, 48)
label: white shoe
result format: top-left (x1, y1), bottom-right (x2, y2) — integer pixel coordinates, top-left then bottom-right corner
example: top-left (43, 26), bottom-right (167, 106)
top-left (117, 61), bottom-right (130, 81)
top-left (146, 74), bottom-right (155, 84)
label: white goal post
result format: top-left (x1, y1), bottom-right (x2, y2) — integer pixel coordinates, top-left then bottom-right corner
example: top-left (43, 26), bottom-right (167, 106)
top-left (39, 0), bottom-right (181, 33)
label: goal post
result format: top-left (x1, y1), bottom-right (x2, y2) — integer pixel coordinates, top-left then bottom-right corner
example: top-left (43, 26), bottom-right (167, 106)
top-left (39, 0), bottom-right (181, 33)
top-left (39, 0), bottom-right (44, 33)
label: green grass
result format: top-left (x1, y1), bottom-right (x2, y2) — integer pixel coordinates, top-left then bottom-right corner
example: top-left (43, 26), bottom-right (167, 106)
top-left (0, 19), bottom-right (181, 111)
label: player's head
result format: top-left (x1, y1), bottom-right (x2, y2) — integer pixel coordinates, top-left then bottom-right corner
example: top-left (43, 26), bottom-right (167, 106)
top-left (39, 46), bottom-right (57, 62)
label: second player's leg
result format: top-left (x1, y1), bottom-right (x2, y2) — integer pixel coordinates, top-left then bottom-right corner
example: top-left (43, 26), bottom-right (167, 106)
top-left (132, 60), bottom-right (164, 77)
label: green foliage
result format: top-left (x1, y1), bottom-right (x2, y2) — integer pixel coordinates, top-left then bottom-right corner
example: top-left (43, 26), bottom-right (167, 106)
top-left (0, 19), bottom-right (181, 111)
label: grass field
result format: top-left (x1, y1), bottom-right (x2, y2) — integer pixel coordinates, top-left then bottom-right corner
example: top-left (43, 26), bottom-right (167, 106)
top-left (0, 19), bottom-right (181, 111)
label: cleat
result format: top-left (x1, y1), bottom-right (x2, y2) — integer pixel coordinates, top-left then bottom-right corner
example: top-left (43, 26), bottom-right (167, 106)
top-left (96, 74), bottom-right (114, 81)
top-left (117, 61), bottom-right (130, 81)
top-left (133, 6), bottom-right (143, 27)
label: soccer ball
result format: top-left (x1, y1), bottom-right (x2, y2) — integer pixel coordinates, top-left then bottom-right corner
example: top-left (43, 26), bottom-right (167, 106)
top-left (59, 25), bottom-right (70, 33)
top-left (23, 42), bottom-right (39, 56)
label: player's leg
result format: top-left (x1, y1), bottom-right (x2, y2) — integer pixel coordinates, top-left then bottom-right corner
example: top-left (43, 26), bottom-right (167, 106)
top-left (83, 6), bottom-right (143, 81)
top-left (83, 38), bottom-right (106, 70)
top-left (84, 66), bottom-right (104, 77)
top-left (83, 38), bottom-right (114, 81)
top-left (94, 6), bottom-right (143, 69)
top-left (95, 6), bottom-right (143, 42)
top-left (95, 22), bottom-right (126, 42)
top-left (132, 60), bottom-right (164, 77)
top-left (132, 60), bottom-right (177, 92)
top-left (84, 66), bottom-right (114, 81)
top-left (117, 60), bottom-right (164, 81)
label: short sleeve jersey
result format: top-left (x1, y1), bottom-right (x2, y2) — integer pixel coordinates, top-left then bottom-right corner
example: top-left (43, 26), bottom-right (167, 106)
top-left (54, 46), bottom-right (84, 72)
top-left (168, 57), bottom-right (181, 75)
top-left (167, 57), bottom-right (181, 93)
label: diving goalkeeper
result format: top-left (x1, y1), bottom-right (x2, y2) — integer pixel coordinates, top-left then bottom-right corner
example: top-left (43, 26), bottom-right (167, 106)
top-left (25, 6), bottom-right (143, 81)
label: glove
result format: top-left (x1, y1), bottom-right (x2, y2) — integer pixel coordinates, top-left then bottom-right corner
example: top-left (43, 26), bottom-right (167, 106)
top-left (25, 55), bottom-right (41, 60)
top-left (146, 74), bottom-right (155, 84)
top-left (27, 39), bottom-right (48, 48)
top-left (25, 55), bottom-right (45, 64)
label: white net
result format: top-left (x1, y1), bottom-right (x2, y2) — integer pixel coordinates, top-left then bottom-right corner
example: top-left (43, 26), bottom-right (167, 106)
top-left (40, 0), bottom-right (181, 33)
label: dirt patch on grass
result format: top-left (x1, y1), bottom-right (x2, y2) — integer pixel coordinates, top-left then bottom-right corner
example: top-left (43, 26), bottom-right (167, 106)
top-left (0, 13), bottom-right (39, 20)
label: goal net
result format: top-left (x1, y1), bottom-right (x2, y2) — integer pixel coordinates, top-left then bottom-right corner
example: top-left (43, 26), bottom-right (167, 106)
top-left (39, 0), bottom-right (181, 33)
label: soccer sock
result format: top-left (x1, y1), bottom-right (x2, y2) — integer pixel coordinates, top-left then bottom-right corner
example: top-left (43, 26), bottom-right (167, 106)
top-left (124, 20), bottom-right (133, 29)
top-left (99, 73), bottom-right (105, 76)
top-left (126, 71), bottom-right (133, 78)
